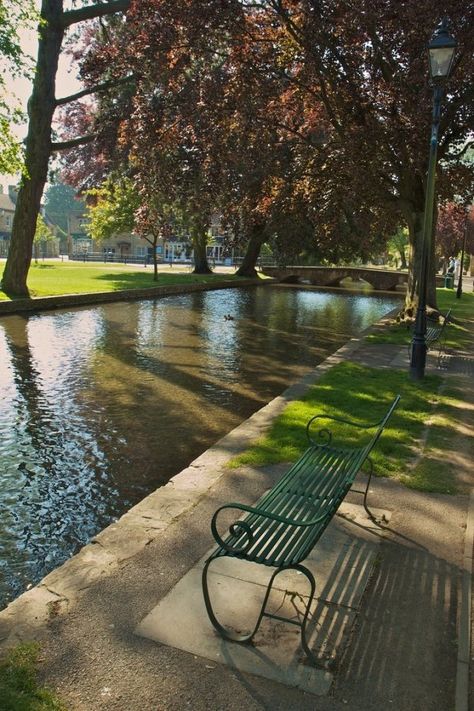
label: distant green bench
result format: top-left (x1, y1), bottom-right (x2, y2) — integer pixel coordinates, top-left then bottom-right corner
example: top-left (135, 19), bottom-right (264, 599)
top-left (202, 395), bottom-right (400, 663)
top-left (426, 308), bottom-right (452, 356)
top-left (408, 309), bottom-right (452, 364)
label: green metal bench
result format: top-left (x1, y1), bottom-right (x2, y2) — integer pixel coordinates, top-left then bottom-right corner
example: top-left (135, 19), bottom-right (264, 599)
top-left (202, 395), bottom-right (400, 663)
top-left (408, 309), bottom-right (452, 365)
top-left (426, 308), bottom-right (452, 358)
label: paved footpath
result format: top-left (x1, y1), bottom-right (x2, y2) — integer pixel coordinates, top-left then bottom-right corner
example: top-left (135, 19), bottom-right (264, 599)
top-left (0, 313), bottom-right (472, 711)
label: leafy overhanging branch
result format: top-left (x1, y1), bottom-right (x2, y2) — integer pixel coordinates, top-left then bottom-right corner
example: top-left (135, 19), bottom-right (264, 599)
top-left (51, 134), bottom-right (96, 152)
top-left (61, 0), bottom-right (131, 29)
top-left (55, 75), bottom-right (135, 106)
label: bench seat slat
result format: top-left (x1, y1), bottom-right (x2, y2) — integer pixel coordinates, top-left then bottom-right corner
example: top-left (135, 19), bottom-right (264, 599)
top-left (241, 447), bottom-right (355, 528)
top-left (267, 467), bottom-right (357, 564)
top-left (218, 445), bottom-right (365, 567)
top-left (251, 451), bottom-right (360, 563)
top-left (211, 396), bottom-right (400, 569)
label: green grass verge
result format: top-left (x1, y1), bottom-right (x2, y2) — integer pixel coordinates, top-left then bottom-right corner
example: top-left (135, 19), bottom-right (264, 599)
top-left (405, 377), bottom-right (473, 493)
top-left (230, 361), bottom-right (463, 494)
top-left (0, 643), bottom-right (66, 710)
top-left (0, 261), bottom-right (249, 300)
top-left (366, 288), bottom-right (474, 350)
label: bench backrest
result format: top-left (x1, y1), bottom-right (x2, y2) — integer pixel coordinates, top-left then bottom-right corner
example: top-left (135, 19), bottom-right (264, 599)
top-left (357, 394), bottom-right (400, 464)
top-left (304, 394), bottom-right (400, 493)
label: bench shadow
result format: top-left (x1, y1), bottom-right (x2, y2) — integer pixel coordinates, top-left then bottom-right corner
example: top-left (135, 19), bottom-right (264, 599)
top-left (334, 543), bottom-right (460, 709)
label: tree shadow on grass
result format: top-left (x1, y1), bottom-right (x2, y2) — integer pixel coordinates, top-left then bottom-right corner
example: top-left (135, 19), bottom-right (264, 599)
top-left (94, 271), bottom-right (233, 291)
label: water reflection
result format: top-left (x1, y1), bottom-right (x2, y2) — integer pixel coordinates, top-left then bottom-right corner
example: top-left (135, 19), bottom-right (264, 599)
top-left (0, 286), bottom-right (400, 606)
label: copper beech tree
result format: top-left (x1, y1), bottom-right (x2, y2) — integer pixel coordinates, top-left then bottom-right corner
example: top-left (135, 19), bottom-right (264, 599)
top-left (61, 0), bottom-right (391, 275)
top-left (19, 0), bottom-right (473, 299)
top-left (435, 202), bottom-right (474, 270)
top-left (66, 0), bottom-right (473, 300)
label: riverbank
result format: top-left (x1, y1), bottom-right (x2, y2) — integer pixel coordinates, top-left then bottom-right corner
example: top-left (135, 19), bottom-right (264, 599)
top-left (0, 264), bottom-right (263, 314)
top-left (0, 298), bottom-right (472, 710)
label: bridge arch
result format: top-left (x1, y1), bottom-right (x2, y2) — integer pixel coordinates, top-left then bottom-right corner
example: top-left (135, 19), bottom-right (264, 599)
top-left (262, 266), bottom-right (408, 292)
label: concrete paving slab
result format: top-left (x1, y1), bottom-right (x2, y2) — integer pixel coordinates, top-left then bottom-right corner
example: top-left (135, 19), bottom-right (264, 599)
top-left (136, 502), bottom-right (389, 695)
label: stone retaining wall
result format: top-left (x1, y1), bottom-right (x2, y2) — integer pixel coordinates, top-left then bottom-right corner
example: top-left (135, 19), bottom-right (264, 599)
top-left (0, 278), bottom-right (261, 316)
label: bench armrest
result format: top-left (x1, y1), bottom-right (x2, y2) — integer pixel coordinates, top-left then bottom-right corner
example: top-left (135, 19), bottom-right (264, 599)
top-left (443, 308), bottom-right (452, 324)
top-left (211, 502), bottom-right (330, 555)
top-left (306, 395), bottom-right (400, 446)
top-left (306, 413), bottom-right (381, 446)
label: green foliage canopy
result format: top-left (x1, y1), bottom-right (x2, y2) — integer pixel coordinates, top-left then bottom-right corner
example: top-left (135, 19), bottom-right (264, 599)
top-left (86, 176), bottom-right (139, 241)
top-left (44, 182), bottom-right (85, 234)
top-left (0, 0), bottom-right (37, 174)
top-left (34, 214), bottom-right (55, 243)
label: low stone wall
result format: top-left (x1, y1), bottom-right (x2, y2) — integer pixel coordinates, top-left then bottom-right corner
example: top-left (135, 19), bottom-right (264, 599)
top-left (0, 278), bottom-right (261, 316)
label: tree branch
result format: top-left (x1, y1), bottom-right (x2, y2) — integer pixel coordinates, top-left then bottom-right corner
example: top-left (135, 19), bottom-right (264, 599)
top-left (441, 140), bottom-right (474, 161)
top-left (51, 134), bottom-right (96, 152)
top-left (62, 0), bottom-right (131, 29)
top-left (55, 75), bottom-right (135, 107)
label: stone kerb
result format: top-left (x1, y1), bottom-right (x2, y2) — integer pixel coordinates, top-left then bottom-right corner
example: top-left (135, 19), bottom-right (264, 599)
top-left (0, 278), bottom-right (262, 316)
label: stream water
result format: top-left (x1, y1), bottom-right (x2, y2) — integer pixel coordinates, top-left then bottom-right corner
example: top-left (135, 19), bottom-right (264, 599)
top-left (0, 285), bottom-right (400, 607)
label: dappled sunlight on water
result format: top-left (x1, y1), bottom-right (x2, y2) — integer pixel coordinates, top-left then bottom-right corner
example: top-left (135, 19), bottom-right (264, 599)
top-left (0, 286), bottom-right (399, 606)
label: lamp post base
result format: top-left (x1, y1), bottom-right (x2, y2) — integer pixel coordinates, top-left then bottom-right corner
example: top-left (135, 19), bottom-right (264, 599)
top-left (410, 339), bottom-right (427, 380)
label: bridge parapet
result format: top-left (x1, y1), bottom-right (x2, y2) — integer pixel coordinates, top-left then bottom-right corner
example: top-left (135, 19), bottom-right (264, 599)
top-left (261, 266), bottom-right (408, 291)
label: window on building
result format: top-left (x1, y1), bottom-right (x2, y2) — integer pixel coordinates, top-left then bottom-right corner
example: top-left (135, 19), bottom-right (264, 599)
top-left (5, 215), bottom-right (11, 228)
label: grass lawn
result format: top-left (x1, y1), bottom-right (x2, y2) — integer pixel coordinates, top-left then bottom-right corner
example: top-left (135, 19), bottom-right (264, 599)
top-left (366, 287), bottom-right (474, 351)
top-left (230, 360), bottom-right (468, 494)
top-left (0, 643), bottom-right (65, 710)
top-left (0, 261), bottom-right (246, 300)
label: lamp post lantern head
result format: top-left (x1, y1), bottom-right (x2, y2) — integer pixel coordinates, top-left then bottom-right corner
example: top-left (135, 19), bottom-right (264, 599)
top-left (428, 19), bottom-right (457, 82)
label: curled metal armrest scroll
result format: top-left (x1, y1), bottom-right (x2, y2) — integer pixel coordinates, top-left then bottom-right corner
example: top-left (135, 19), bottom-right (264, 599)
top-left (210, 506), bottom-right (254, 555)
top-left (210, 503), bottom-right (330, 555)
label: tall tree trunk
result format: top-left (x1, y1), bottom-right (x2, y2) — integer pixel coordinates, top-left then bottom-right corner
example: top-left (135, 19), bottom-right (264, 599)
top-left (152, 235), bottom-right (158, 281)
top-left (1, 1), bottom-right (65, 296)
top-left (191, 219), bottom-right (212, 274)
top-left (398, 248), bottom-right (407, 270)
top-left (405, 210), bottom-right (424, 315)
top-left (235, 222), bottom-right (266, 277)
top-left (1, 1), bottom-right (130, 297)
top-left (426, 216), bottom-right (438, 309)
top-left (404, 210), bottom-right (438, 315)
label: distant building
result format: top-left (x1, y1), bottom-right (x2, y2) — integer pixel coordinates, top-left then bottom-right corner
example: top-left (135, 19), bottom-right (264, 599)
top-left (0, 190), bottom-right (16, 257)
top-left (0, 186), bottom-right (60, 258)
top-left (68, 210), bottom-right (232, 264)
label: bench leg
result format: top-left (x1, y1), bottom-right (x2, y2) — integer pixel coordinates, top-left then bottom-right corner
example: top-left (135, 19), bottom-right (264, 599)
top-left (202, 554), bottom-right (271, 644)
top-left (437, 337), bottom-right (447, 369)
top-left (202, 556), bottom-right (319, 664)
top-left (267, 563), bottom-right (318, 665)
top-left (362, 456), bottom-right (377, 522)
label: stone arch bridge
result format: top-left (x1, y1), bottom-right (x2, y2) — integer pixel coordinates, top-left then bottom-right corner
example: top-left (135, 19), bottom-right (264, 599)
top-left (261, 265), bottom-right (408, 291)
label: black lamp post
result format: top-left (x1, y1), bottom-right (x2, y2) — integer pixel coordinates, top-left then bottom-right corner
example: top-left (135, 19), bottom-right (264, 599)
top-left (410, 19), bottom-right (457, 380)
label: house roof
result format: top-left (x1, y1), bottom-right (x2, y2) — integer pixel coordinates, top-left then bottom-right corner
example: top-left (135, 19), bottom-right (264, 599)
top-left (0, 194), bottom-right (16, 212)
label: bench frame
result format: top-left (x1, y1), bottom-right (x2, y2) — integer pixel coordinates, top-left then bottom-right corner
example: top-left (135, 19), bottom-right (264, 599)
top-left (202, 396), bottom-right (400, 663)
top-left (408, 308), bottom-right (452, 365)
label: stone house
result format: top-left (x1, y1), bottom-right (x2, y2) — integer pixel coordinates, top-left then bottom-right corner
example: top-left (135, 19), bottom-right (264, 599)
top-left (68, 210), bottom-right (231, 264)
top-left (0, 186), bottom-right (60, 258)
